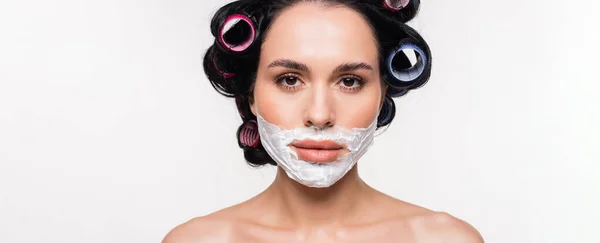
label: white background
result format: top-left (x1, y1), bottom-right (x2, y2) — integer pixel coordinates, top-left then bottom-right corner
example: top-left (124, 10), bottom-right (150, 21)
top-left (1, 0), bottom-right (598, 242)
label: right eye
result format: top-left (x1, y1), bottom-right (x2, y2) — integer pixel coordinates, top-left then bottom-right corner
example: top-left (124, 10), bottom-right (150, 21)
top-left (275, 74), bottom-right (304, 91)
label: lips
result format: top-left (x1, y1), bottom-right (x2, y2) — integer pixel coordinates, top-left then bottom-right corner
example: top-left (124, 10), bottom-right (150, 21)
top-left (290, 140), bottom-right (346, 163)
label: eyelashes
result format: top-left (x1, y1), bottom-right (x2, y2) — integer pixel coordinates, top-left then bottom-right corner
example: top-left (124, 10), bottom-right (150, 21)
top-left (274, 74), bottom-right (305, 91)
top-left (274, 73), bottom-right (366, 92)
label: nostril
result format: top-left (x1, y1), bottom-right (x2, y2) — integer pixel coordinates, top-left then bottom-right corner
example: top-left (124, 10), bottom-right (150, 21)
top-left (305, 120), bottom-right (333, 130)
top-left (304, 100), bottom-right (335, 129)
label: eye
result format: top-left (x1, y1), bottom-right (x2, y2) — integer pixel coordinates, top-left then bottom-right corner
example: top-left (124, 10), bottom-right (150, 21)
top-left (337, 75), bottom-right (365, 92)
top-left (275, 74), bottom-right (304, 91)
top-left (340, 77), bottom-right (360, 87)
top-left (282, 76), bottom-right (300, 86)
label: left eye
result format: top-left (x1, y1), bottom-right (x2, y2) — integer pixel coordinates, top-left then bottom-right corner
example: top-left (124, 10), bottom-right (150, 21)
top-left (340, 77), bottom-right (360, 87)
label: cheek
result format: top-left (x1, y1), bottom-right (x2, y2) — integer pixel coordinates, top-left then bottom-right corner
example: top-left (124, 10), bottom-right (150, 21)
top-left (252, 79), bottom-right (300, 127)
top-left (335, 87), bottom-right (382, 128)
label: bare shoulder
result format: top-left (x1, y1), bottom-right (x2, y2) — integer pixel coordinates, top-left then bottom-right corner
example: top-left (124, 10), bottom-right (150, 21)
top-left (162, 198), bottom-right (264, 243)
top-left (409, 212), bottom-right (484, 243)
top-left (368, 201), bottom-right (480, 243)
top-left (162, 214), bottom-right (231, 243)
top-left (373, 191), bottom-right (482, 242)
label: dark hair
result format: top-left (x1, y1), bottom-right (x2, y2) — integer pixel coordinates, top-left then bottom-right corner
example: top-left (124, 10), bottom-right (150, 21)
top-left (203, 0), bottom-right (432, 167)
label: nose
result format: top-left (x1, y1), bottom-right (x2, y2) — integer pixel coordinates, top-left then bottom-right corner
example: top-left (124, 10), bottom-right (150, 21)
top-left (303, 84), bottom-right (335, 129)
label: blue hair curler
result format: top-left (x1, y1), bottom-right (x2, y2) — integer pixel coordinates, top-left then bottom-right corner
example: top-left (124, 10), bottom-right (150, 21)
top-left (386, 42), bottom-right (427, 87)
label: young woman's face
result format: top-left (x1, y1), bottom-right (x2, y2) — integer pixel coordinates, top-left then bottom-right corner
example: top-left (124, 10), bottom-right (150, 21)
top-left (251, 3), bottom-right (383, 161)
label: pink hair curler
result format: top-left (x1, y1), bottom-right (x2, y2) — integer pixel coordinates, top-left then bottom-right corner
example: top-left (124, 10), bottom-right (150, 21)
top-left (218, 14), bottom-right (257, 53)
top-left (239, 120), bottom-right (260, 148)
top-left (382, 0), bottom-right (411, 12)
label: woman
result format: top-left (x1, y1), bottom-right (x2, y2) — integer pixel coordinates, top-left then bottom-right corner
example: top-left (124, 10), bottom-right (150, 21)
top-left (164, 0), bottom-right (483, 242)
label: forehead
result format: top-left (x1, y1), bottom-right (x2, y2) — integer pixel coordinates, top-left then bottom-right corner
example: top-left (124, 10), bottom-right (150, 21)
top-left (260, 3), bottom-right (379, 65)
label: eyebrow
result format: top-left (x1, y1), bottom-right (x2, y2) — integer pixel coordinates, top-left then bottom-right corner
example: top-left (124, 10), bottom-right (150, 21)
top-left (267, 59), bottom-right (373, 73)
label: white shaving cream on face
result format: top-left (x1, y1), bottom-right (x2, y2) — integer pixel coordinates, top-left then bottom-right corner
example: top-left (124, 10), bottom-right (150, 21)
top-left (256, 114), bottom-right (377, 188)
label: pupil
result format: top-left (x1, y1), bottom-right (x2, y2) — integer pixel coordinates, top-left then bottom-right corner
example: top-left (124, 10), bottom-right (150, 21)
top-left (342, 78), bottom-right (354, 86)
top-left (285, 77), bottom-right (296, 85)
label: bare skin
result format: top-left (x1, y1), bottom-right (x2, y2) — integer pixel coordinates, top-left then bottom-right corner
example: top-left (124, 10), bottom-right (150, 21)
top-left (164, 2), bottom-right (483, 243)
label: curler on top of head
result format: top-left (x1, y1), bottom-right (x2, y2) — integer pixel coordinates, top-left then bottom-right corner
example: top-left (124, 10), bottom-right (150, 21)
top-left (385, 39), bottom-right (428, 89)
top-left (382, 0), bottom-right (411, 11)
top-left (217, 13), bottom-right (257, 53)
top-left (376, 0), bottom-right (420, 23)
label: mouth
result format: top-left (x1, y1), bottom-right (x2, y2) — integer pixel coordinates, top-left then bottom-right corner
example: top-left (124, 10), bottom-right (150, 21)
top-left (289, 140), bottom-right (346, 163)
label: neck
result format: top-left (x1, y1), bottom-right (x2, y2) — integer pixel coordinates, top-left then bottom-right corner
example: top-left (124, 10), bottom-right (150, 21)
top-left (262, 164), bottom-right (370, 228)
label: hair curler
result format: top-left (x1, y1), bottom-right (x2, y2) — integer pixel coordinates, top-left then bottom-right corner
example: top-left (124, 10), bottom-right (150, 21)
top-left (377, 96), bottom-right (396, 127)
top-left (217, 14), bottom-right (257, 53)
top-left (382, 0), bottom-right (411, 11)
top-left (385, 40), bottom-right (427, 88)
top-left (238, 119), bottom-right (260, 148)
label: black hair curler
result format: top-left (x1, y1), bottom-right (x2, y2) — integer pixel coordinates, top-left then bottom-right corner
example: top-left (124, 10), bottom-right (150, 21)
top-left (377, 95), bottom-right (396, 127)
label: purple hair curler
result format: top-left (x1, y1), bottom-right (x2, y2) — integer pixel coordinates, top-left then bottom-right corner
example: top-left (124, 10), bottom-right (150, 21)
top-left (239, 119), bottom-right (260, 148)
top-left (218, 14), bottom-right (257, 53)
top-left (382, 0), bottom-right (411, 12)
